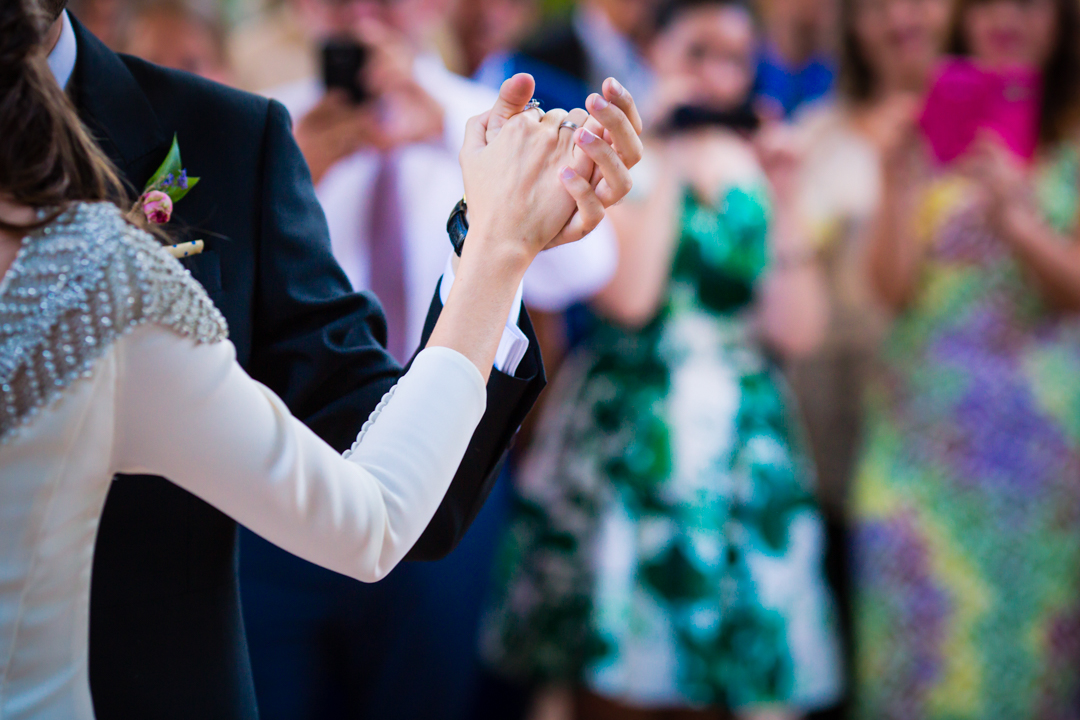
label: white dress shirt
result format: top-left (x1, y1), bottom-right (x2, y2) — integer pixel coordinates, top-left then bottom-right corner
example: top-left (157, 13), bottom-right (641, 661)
top-left (47, 10), bottom-right (77, 90)
top-left (269, 55), bottom-right (618, 370)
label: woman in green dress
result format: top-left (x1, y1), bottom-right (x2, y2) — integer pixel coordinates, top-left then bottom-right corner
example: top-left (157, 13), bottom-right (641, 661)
top-left (852, 0), bottom-right (1080, 716)
top-left (482, 0), bottom-right (842, 716)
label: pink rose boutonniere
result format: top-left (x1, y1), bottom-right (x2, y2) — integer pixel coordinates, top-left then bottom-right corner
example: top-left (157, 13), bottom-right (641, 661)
top-left (136, 135), bottom-right (200, 225)
top-left (141, 190), bottom-right (173, 223)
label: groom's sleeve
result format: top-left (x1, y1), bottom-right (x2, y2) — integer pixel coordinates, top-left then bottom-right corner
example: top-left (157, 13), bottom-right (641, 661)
top-left (244, 100), bottom-right (403, 452)
top-left (404, 282), bottom-right (546, 561)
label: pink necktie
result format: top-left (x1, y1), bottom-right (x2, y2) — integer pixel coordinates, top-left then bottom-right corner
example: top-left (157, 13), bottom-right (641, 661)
top-left (368, 154), bottom-right (408, 363)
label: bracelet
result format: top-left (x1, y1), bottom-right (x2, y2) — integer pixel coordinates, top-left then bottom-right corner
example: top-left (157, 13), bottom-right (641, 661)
top-left (771, 245), bottom-right (818, 271)
top-left (446, 198), bottom-right (468, 256)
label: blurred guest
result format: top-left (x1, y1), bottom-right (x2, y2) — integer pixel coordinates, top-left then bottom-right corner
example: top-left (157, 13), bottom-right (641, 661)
top-left (481, 0), bottom-right (842, 717)
top-left (227, 0), bottom-right (319, 92)
top-left (67, 0), bottom-right (125, 48)
top-left (850, 0), bottom-right (1080, 715)
top-left (123, 0), bottom-right (233, 84)
top-left (477, 0), bottom-right (658, 116)
top-left (238, 3), bottom-right (618, 719)
top-left (783, 0), bottom-right (949, 690)
top-left (754, 0), bottom-right (837, 118)
top-left (229, 0), bottom-right (457, 92)
top-left (790, 0), bottom-right (949, 519)
top-left (448, 0), bottom-right (538, 78)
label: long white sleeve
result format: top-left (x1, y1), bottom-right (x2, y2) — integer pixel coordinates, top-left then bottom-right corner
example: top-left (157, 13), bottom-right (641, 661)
top-left (109, 325), bottom-right (486, 582)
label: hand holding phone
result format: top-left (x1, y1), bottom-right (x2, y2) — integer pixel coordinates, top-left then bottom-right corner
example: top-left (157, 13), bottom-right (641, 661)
top-left (322, 38), bottom-right (370, 105)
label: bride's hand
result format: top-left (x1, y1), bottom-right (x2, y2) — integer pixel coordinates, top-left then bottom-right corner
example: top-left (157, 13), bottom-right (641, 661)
top-left (549, 78), bottom-right (643, 248)
top-left (479, 75), bottom-right (644, 251)
top-left (459, 75), bottom-right (601, 266)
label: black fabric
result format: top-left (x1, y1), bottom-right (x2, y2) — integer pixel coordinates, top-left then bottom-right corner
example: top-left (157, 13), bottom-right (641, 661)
top-left (406, 283), bottom-right (545, 559)
top-left (518, 19), bottom-right (589, 84)
top-left (69, 18), bottom-right (545, 720)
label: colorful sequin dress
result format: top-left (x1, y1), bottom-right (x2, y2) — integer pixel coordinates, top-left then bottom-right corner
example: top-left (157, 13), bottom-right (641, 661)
top-left (482, 182), bottom-right (843, 711)
top-left (851, 147), bottom-right (1080, 719)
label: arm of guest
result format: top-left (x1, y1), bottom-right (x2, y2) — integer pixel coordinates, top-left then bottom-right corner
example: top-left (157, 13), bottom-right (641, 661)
top-left (999, 207), bottom-right (1080, 313)
top-left (593, 148), bottom-right (683, 329)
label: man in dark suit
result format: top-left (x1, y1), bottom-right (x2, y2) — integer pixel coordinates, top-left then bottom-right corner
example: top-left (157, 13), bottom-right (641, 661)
top-left (39, 2), bottom-right (643, 718)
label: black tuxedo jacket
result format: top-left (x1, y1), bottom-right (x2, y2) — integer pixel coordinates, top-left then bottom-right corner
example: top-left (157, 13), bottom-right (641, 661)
top-left (69, 19), bottom-right (545, 719)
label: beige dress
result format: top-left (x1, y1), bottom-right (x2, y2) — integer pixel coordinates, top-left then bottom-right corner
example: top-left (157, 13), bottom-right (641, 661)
top-left (786, 103), bottom-right (889, 513)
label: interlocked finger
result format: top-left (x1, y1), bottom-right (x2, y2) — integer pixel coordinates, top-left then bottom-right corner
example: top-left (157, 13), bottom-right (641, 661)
top-left (586, 91), bottom-right (644, 169)
top-left (573, 126), bottom-right (632, 208)
top-left (538, 107), bottom-right (569, 130)
top-left (557, 108), bottom-right (589, 148)
top-left (547, 167), bottom-right (606, 248)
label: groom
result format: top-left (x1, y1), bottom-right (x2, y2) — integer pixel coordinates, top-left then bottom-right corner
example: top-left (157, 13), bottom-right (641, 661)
top-left (40, 2), bottom-right (643, 718)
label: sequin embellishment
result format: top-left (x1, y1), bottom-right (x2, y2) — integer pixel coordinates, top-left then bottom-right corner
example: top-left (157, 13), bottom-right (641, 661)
top-left (0, 202), bottom-right (228, 444)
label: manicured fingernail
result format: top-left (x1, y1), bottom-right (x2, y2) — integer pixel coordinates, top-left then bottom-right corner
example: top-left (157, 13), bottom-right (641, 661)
top-left (590, 93), bottom-right (609, 110)
top-left (577, 129), bottom-right (597, 144)
top-left (560, 166), bottom-right (576, 181)
top-left (609, 78), bottom-right (625, 96)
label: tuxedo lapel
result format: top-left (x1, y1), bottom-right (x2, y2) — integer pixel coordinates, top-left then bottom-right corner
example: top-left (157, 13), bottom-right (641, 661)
top-left (69, 16), bottom-right (170, 190)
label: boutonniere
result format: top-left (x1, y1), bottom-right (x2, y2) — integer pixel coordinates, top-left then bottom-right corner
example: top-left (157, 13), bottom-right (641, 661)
top-left (137, 134), bottom-right (200, 225)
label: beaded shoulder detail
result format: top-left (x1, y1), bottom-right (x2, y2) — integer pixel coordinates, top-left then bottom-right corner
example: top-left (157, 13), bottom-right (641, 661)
top-left (0, 202), bottom-right (228, 444)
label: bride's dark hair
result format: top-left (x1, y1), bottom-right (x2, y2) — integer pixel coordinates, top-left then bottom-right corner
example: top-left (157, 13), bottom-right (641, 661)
top-left (0, 0), bottom-right (125, 232)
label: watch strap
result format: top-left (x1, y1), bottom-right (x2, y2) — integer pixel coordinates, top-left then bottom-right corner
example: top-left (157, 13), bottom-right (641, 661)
top-left (446, 198), bottom-right (468, 256)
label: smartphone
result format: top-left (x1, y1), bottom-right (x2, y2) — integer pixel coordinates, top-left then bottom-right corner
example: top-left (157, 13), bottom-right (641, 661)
top-left (321, 38), bottom-right (370, 104)
top-left (920, 58), bottom-right (1041, 164)
top-left (661, 103), bottom-right (761, 135)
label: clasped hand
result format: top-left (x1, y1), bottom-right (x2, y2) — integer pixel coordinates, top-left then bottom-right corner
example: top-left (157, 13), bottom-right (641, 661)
top-left (459, 73), bottom-right (644, 268)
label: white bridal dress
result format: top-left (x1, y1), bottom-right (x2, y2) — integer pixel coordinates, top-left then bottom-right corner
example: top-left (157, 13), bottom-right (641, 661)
top-left (0, 202), bottom-right (487, 719)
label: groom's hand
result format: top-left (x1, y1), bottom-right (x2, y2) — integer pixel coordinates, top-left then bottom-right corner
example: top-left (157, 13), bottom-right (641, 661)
top-left (547, 78), bottom-right (644, 248)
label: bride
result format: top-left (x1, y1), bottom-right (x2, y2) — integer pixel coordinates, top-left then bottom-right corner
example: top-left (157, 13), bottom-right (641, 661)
top-left (0, 1), bottom-right (640, 717)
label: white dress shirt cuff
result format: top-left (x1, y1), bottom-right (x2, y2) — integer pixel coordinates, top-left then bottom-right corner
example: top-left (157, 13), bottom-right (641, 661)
top-left (439, 253), bottom-right (529, 375)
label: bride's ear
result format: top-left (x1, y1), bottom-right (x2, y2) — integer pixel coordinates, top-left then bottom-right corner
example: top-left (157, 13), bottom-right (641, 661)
top-left (484, 73), bottom-right (536, 143)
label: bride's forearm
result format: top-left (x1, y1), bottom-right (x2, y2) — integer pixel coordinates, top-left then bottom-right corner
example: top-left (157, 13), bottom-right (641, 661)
top-left (425, 233), bottom-right (531, 381)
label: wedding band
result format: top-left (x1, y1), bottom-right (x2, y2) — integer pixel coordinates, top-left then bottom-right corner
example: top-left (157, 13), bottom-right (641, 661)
top-left (559, 121), bottom-right (579, 132)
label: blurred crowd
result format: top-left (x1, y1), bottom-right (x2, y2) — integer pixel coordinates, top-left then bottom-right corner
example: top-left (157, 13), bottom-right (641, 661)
top-left (68, 0), bottom-right (1080, 717)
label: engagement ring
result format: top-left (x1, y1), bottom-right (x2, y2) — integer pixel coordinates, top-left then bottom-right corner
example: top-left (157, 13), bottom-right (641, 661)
top-left (525, 98), bottom-right (544, 117)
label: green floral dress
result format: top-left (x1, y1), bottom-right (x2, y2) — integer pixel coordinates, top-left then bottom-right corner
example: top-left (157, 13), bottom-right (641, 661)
top-left (482, 182), bottom-right (843, 710)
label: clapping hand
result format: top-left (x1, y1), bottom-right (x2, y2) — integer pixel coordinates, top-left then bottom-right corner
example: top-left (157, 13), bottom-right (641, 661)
top-left (960, 131), bottom-right (1040, 242)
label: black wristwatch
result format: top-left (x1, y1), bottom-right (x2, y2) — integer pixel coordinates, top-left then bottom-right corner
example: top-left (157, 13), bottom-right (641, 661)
top-left (446, 198), bottom-right (468, 256)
